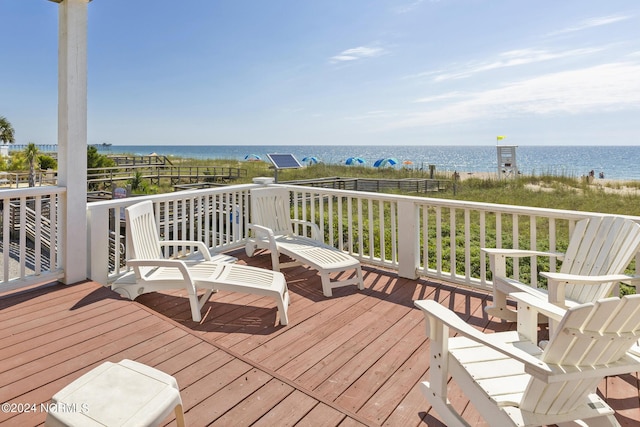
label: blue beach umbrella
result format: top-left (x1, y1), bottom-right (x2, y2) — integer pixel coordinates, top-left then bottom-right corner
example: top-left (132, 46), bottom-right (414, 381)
top-left (244, 153), bottom-right (261, 161)
top-left (302, 156), bottom-right (319, 165)
top-left (345, 157), bottom-right (365, 165)
top-left (374, 157), bottom-right (399, 167)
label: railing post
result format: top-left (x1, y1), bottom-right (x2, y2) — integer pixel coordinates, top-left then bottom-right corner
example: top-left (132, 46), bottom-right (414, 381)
top-left (86, 206), bottom-right (110, 284)
top-left (397, 199), bottom-right (419, 279)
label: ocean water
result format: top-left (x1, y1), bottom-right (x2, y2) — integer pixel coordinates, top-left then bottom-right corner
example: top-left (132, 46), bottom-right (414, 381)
top-left (96, 145), bottom-right (640, 181)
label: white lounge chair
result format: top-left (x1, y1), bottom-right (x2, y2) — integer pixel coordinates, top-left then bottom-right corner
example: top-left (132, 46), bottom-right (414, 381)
top-left (246, 186), bottom-right (364, 297)
top-left (415, 292), bottom-right (640, 427)
top-left (483, 216), bottom-right (640, 322)
top-left (113, 200), bottom-right (289, 325)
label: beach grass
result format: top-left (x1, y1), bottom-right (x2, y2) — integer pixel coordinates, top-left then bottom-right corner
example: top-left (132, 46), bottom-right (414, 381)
top-left (444, 174), bottom-right (640, 217)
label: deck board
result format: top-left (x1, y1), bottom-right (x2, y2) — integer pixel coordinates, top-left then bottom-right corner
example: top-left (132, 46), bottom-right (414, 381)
top-left (0, 248), bottom-right (638, 426)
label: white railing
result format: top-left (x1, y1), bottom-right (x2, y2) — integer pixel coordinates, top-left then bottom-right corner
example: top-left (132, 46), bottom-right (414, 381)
top-left (281, 184), bottom-right (640, 294)
top-left (0, 186), bottom-right (66, 293)
top-left (87, 182), bottom-right (640, 295)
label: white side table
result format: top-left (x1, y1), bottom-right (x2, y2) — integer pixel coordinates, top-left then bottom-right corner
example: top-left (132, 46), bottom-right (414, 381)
top-left (45, 359), bottom-right (185, 427)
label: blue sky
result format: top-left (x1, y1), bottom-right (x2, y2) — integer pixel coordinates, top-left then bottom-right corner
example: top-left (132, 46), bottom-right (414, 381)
top-left (3, 0), bottom-right (640, 146)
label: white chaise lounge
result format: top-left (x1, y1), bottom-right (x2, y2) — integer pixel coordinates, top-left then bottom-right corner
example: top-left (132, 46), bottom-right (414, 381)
top-left (112, 201), bottom-right (290, 325)
top-left (246, 186), bottom-right (364, 297)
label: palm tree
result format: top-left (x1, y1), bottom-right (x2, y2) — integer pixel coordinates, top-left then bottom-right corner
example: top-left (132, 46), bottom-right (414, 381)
top-left (25, 143), bottom-right (39, 187)
top-left (0, 116), bottom-right (15, 145)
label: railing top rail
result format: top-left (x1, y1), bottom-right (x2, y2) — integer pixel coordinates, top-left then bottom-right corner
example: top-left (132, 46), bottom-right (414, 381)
top-left (279, 183), bottom-right (640, 223)
top-left (0, 186), bottom-right (66, 198)
top-left (86, 182), bottom-right (262, 210)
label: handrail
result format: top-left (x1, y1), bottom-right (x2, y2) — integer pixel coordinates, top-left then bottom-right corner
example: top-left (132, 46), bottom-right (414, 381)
top-left (86, 165), bottom-right (247, 185)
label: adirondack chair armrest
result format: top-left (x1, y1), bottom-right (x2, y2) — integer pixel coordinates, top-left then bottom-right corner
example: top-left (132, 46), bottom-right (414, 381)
top-left (541, 272), bottom-right (635, 306)
top-left (291, 219), bottom-right (321, 240)
top-left (158, 240), bottom-right (212, 261)
top-left (541, 271), bottom-right (634, 284)
top-left (511, 291), bottom-right (566, 320)
top-left (414, 299), bottom-right (553, 378)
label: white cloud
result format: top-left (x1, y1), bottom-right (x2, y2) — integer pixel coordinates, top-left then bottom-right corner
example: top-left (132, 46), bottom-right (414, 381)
top-left (330, 46), bottom-right (387, 63)
top-left (388, 62), bottom-right (640, 128)
top-left (431, 47), bottom-right (603, 81)
top-left (551, 14), bottom-right (632, 35)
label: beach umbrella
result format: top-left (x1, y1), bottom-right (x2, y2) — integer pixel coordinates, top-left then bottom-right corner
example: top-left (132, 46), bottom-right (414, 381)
top-left (244, 154), bottom-right (261, 161)
top-left (402, 160), bottom-right (413, 165)
top-left (302, 156), bottom-right (319, 165)
top-left (345, 157), bottom-right (365, 165)
top-left (374, 158), bottom-right (398, 167)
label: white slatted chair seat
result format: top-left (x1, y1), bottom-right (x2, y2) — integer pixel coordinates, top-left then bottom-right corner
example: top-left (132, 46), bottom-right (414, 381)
top-left (269, 236), bottom-right (361, 271)
top-left (246, 186), bottom-right (364, 297)
top-left (130, 261), bottom-right (288, 305)
top-left (483, 216), bottom-right (640, 322)
top-left (114, 201), bottom-right (289, 325)
top-left (415, 293), bottom-right (640, 427)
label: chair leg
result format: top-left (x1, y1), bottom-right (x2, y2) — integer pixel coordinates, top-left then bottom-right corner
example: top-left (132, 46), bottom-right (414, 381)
top-left (174, 404), bottom-right (186, 427)
top-left (245, 241), bottom-right (257, 257)
top-left (188, 294), bottom-right (202, 322)
top-left (320, 272), bottom-right (333, 297)
top-left (356, 266), bottom-right (364, 290)
top-left (270, 251), bottom-right (281, 272)
top-left (419, 382), bottom-right (470, 427)
top-left (276, 289), bottom-right (290, 326)
top-left (320, 267), bottom-right (364, 297)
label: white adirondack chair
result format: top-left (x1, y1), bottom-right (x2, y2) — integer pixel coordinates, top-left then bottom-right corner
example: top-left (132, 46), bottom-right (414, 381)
top-left (246, 186), bottom-right (364, 297)
top-left (415, 292), bottom-right (640, 427)
top-left (113, 201), bottom-right (290, 325)
top-left (483, 216), bottom-right (640, 322)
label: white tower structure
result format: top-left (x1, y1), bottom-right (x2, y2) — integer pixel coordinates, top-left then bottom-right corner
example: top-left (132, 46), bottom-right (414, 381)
top-left (497, 145), bottom-right (518, 179)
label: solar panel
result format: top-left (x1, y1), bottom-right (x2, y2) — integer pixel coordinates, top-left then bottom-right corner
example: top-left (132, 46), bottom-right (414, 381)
top-left (266, 153), bottom-right (302, 169)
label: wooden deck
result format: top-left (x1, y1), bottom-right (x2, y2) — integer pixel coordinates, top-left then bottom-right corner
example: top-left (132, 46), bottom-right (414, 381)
top-left (1, 249), bottom-right (639, 426)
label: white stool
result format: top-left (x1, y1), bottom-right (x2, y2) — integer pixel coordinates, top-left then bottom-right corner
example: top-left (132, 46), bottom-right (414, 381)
top-left (45, 359), bottom-right (185, 427)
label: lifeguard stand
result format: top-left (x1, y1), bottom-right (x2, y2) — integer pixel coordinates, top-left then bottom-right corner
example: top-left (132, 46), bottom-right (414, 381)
top-left (497, 145), bottom-right (518, 179)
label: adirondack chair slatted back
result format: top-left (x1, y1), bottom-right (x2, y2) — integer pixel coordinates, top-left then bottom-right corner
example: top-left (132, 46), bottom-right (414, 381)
top-left (561, 216), bottom-right (640, 304)
top-left (521, 294), bottom-right (640, 415)
top-left (251, 187), bottom-right (294, 236)
top-left (125, 201), bottom-right (163, 277)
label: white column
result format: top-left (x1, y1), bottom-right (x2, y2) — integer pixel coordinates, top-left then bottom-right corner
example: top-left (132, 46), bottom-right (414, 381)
top-left (53, 0), bottom-right (90, 284)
